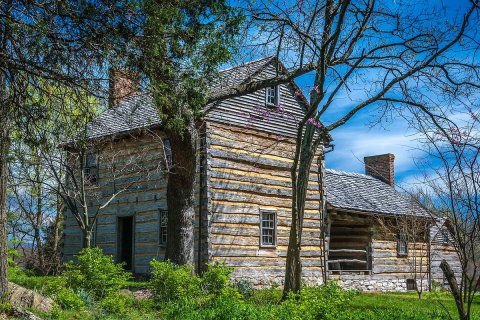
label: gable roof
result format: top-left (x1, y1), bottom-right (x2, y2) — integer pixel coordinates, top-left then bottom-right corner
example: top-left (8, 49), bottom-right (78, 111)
top-left (325, 169), bottom-right (430, 217)
top-left (87, 57), bottom-right (279, 139)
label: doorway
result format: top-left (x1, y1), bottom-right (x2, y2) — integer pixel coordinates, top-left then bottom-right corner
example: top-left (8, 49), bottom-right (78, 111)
top-left (117, 216), bottom-right (134, 271)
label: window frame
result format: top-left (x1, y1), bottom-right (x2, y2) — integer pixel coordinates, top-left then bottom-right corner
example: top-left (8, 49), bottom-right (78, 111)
top-left (84, 151), bottom-right (98, 185)
top-left (163, 138), bottom-right (173, 168)
top-left (397, 230), bottom-right (408, 257)
top-left (265, 86), bottom-right (280, 107)
top-left (259, 209), bottom-right (277, 248)
top-left (441, 229), bottom-right (450, 245)
top-left (159, 209), bottom-right (168, 246)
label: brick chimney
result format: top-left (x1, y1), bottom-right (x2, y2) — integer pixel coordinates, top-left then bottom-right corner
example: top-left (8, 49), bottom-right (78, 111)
top-left (364, 153), bottom-right (395, 187)
top-left (108, 68), bottom-right (139, 108)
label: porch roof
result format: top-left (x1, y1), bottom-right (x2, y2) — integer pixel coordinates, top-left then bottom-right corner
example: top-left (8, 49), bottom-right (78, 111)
top-left (325, 169), bottom-right (430, 217)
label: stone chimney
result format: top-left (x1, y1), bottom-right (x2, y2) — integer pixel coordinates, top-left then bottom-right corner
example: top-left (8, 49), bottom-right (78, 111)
top-left (108, 68), bottom-right (139, 108)
top-left (364, 153), bottom-right (395, 187)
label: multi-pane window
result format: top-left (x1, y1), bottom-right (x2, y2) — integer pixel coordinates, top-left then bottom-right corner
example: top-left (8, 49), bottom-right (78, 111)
top-left (163, 138), bottom-right (173, 168)
top-left (441, 229), bottom-right (450, 244)
top-left (260, 210), bottom-right (276, 247)
top-left (84, 151), bottom-right (98, 184)
top-left (397, 230), bottom-right (408, 256)
top-left (159, 209), bottom-right (168, 245)
top-left (265, 86), bottom-right (279, 106)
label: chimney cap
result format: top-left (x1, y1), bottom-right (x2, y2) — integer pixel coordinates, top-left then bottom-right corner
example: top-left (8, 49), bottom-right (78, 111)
top-left (364, 153), bottom-right (395, 160)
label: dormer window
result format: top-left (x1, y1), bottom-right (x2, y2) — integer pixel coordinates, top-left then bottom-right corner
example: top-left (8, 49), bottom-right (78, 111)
top-left (265, 86), bottom-right (279, 107)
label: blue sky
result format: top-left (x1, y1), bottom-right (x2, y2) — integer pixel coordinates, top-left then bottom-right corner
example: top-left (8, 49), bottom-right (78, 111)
top-left (286, 0), bottom-right (477, 188)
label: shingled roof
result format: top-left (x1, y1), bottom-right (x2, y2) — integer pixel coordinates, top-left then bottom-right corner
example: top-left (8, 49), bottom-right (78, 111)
top-left (325, 169), bottom-right (430, 217)
top-left (87, 57), bottom-right (275, 139)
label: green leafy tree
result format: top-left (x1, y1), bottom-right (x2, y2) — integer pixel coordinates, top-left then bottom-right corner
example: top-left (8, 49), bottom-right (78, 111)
top-left (139, 0), bottom-right (242, 264)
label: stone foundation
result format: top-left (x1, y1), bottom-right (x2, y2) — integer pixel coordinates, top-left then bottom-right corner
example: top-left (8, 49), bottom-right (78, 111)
top-left (331, 274), bottom-right (429, 292)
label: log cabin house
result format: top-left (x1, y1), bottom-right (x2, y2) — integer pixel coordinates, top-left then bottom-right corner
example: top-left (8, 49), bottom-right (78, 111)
top-left (62, 57), bottom-right (461, 292)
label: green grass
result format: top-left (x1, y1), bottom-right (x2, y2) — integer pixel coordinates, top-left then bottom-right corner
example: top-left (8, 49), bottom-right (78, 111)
top-left (8, 267), bottom-right (480, 320)
top-left (347, 291), bottom-right (480, 320)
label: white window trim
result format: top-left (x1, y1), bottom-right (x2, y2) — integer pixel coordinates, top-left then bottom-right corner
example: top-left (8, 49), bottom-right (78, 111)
top-left (397, 230), bottom-right (408, 256)
top-left (259, 209), bottom-right (277, 248)
top-left (265, 86), bottom-right (280, 107)
top-left (159, 209), bottom-right (168, 246)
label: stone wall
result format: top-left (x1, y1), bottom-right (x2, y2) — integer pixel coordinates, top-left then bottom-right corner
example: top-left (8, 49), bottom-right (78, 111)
top-left (332, 274), bottom-right (429, 292)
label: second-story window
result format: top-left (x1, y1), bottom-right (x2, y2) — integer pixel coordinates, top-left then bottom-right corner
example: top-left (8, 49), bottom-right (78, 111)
top-left (163, 138), bottom-right (173, 168)
top-left (265, 86), bottom-right (279, 106)
top-left (397, 230), bottom-right (408, 256)
top-left (441, 229), bottom-right (450, 244)
top-left (159, 209), bottom-right (168, 245)
top-left (84, 151), bottom-right (98, 184)
top-left (260, 210), bottom-right (276, 247)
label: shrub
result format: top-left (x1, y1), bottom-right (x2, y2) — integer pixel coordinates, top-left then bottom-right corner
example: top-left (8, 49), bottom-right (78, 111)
top-left (149, 260), bottom-right (201, 302)
top-left (99, 291), bottom-right (135, 315)
top-left (54, 287), bottom-right (85, 311)
top-left (63, 247), bottom-right (132, 300)
top-left (201, 262), bottom-right (234, 296)
top-left (235, 279), bottom-right (254, 299)
top-left (273, 281), bottom-right (357, 320)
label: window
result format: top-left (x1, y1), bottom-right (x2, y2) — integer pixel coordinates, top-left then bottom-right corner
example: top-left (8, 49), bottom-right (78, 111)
top-left (163, 138), bottom-right (173, 168)
top-left (159, 209), bottom-right (168, 245)
top-left (441, 229), bottom-right (450, 244)
top-left (397, 230), bottom-right (408, 256)
top-left (406, 279), bottom-right (417, 291)
top-left (260, 210), bottom-right (276, 247)
top-left (84, 151), bottom-right (98, 184)
top-left (265, 86), bottom-right (279, 106)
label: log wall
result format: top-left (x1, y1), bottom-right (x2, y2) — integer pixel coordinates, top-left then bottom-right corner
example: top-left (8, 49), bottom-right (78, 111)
top-left (330, 213), bottom-right (431, 292)
top-left (205, 121), bottom-right (324, 286)
top-left (430, 226), bottom-right (462, 288)
top-left (62, 130), bottom-right (202, 274)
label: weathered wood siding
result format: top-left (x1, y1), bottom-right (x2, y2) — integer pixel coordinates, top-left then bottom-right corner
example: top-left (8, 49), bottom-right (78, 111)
top-left (205, 120), bottom-right (324, 286)
top-left (330, 212), bottom-right (430, 292)
top-left (430, 225), bottom-right (461, 288)
top-left (206, 63), bottom-right (307, 138)
top-left (62, 130), bottom-right (202, 274)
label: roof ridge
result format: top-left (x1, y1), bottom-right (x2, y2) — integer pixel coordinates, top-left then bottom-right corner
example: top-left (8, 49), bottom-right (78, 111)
top-left (325, 168), bottom-right (376, 180)
top-left (218, 56), bottom-right (274, 73)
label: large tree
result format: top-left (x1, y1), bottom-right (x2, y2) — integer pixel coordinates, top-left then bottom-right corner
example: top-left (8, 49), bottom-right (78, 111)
top-left (139, 0), bottom-right (243, 264)
top-left (206, 0), bottom-right (480, 296)
top-left (0, 0), bottom-right (137, 298)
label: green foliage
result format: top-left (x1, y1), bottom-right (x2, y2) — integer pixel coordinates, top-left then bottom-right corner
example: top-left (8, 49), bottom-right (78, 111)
top-left (201, 262), bottom-right (234, 295)
top-left (63, 247), bottom-right (132, 300)
top-left (234, 279), bottom-right (255, 299)
top-left (149, 260), bottom-right (201, 302)
top-left (54, 288), bottom-right (86, 311)
top-left (272, 282), bottom-right (357, 320)
top-left (141, 0), bottom-right (243, 134)
top-left (99, 292), bottom-right (135, 315)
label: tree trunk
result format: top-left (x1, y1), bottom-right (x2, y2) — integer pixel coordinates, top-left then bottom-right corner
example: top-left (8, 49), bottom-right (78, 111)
top-left (283, 213), bottom-right (301, 297)
top-left (283, 125), bottom-right (319, 296)
top-left (82, 230), bottom-right (91, 249)
top-left (165, 124), bottom-right (197, 265)
top-left (441, 260), bottom-right (468, 320)
top-left (0, 124), bottom-right (9, 301)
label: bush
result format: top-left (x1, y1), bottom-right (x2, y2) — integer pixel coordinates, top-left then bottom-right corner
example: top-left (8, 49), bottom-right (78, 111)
top-left (273, 281), bottom-right (357, 320)
top-left (54, 287), bottom-right (85, 311)
top-left (99, 291), bottom-right (135, 315)
top-left (63, 247), bottom-right (132, 300)
top-left (149, 260), bottom-right (201, 302)
top-left (201, 262), bottom-right (234, 295)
